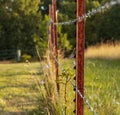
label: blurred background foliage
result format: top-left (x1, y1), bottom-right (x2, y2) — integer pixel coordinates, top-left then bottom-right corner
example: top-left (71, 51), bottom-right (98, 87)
top-left (0, 0), bottom-right (120, 59)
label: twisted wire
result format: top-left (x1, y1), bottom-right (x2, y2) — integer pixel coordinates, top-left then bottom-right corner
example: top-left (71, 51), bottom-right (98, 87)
top-left (54, 0), bottom-right (119, 26)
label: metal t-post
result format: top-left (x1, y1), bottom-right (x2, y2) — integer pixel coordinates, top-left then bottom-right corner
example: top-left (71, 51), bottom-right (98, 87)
top-left (52, 0), bottom-right (59, 93)
top-left (76, 0), bottom-right (85, 114)
top-left (48, 5), bottom-right (52, 58)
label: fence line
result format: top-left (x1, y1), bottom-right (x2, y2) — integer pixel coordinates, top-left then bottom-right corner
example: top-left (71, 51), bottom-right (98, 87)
top-left (48, 0), bottom-right (120, 115)
top-left (0, 49), bottom-right (41, 61)
top-left (48, 44), bottom-right (97, 115)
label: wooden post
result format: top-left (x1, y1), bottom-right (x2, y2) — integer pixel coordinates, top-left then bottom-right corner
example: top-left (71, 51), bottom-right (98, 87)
top-left (17, 49), bottom-right (21, 62)
top-left (76, 0), bottom-right (85, 114)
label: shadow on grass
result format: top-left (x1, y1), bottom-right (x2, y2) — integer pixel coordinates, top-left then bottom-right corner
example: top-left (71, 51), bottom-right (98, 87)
top-left (0, 109), bottom-right (43, 115)
top-left (0, 112), bottom-right (28, 115)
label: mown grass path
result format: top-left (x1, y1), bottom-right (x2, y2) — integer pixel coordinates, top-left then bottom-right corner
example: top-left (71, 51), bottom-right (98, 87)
top-left (0, 62), bottom-right (42, 115)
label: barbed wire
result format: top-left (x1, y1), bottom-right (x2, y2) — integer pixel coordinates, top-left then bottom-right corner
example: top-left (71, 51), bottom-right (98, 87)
top-left (48, 46), bottom-right (97, 115)
top-left (48, 10), bottom-right (97, 113)
top-left (53, 0), bottom-right (120, 26)
top-left (70, 80), bottom-right (97, 115)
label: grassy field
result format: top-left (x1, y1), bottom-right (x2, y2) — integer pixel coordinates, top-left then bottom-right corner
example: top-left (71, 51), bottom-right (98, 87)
top-left (84, 58), bottom-right (120, 115)
top-left (0, 43), bottom-right (120, 115)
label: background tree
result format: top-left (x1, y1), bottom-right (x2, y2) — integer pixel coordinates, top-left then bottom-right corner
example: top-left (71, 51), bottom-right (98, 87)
top-left (0, 0), bottom-right (48, 58)
top-left (85, 0), bottom-right (100, 47)
top-left (98, 5), bottom-right (120, 43)
top-left (57, 0), bottom-right (76, 54)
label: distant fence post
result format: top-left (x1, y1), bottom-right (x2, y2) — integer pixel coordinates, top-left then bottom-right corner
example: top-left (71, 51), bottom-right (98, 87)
top-left (17, 49), bottom-right (21, 62)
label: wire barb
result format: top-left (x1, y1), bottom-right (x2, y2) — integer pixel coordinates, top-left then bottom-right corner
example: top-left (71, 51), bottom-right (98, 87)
top-left (48, 45), bottom-right (97, 115)
top-left (70, 80), bottom-right (97, 115)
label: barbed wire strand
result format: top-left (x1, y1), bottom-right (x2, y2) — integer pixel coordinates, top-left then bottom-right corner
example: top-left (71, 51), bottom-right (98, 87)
top-left (48, 47), bottom-right (97, 115)
top-left (70, 80), bottom-right (97, 115)
top-left (53, 0), bottom-right (120, 26)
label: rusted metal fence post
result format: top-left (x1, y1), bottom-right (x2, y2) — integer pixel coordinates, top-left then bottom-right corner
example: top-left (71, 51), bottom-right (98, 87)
top-left (76, 0), bottom-right (85, 115)
top-left (52, 0), bottom-right (59, 92)
top-left (48, 5), bottom-right (52, 59)
top-left (48, 4), bottom-right (55, 61)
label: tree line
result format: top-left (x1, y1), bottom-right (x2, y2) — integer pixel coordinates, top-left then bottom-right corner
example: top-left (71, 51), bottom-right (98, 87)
top-left (0, 0), bottom-right (120, 58)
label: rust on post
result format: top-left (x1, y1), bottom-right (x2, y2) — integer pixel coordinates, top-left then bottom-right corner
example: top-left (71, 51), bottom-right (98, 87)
top-left (48, 5), bottom-right (52, 59)
top-left (76, 0), bottom-right (85, 115)
top-left (52, 0), bottom-right (59, 92)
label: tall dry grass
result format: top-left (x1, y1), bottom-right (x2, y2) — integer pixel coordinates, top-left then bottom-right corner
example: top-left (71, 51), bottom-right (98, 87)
top-left (85, 42), bottom-right (120, 59)
top-left (36, 50), bottom-right (60, 115)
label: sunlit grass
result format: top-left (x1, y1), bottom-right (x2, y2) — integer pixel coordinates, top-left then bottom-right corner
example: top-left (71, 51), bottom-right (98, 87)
top-left (85, 42), bottom-right (120, 59)
top-left (84, 58), bottom-right (120, 115)
top-left (0, 62), bottom-right (42, 114)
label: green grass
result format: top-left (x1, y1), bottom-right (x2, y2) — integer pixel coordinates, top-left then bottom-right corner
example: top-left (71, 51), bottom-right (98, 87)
top-left (0, 62), bottom-right (42, 114)
top-left (84, 58), bottom-right (120, 115)
top-left (59, 58), bottom-right (120, 115)
top-left (0, 59), bottom-right (120, 115)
